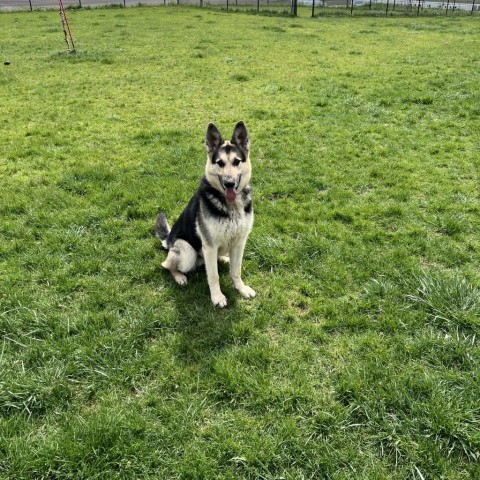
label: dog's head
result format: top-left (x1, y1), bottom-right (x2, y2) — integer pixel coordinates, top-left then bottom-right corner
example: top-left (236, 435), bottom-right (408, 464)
top-left (205, 121), bottom-right (251, 204)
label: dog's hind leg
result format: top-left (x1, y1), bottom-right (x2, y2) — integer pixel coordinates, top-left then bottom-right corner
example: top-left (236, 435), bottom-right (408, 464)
top-left (218, 246), bottom-right (229, 264)
top-left (162, 239), bottom-right (197, 286)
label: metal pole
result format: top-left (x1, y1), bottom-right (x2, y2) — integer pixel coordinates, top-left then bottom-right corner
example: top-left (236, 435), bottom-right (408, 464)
top-left (351, 0), bottom-right (354, 14)
top-left (386, 0), bottom-right (389, 15)
top-left (446, 0), bottom-right (449, 14)
top-left (29, 0), bottom-right (32, 10)
top-left (312, 0), bottom-right (315, 16)
top-left (472, 0), bottom-right (476, 14)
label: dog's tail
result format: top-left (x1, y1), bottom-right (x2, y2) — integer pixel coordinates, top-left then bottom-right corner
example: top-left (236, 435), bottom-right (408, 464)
top-left (155, 213), bottom-right (170, 250)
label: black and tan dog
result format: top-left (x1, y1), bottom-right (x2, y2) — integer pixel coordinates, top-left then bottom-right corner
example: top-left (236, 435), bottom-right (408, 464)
top-left (156, 121), bottom-right (256, 308)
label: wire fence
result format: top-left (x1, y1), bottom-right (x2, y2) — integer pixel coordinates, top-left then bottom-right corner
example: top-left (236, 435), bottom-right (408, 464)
top-left (1, 0), bottom-right (478, 15)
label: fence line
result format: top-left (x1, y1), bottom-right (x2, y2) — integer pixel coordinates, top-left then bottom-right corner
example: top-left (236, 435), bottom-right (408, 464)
top-left (1, 0), bottom-right (478, 15)
top-left (310, 0), bottom-right (479, 15)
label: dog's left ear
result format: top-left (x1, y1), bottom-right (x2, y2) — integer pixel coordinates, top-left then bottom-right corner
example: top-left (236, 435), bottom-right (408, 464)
top-left (231, 121), bottom-right (249, 152)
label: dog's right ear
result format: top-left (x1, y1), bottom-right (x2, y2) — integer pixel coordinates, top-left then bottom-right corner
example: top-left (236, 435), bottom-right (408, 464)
top-left (205, 123), bottom-right (223, 154)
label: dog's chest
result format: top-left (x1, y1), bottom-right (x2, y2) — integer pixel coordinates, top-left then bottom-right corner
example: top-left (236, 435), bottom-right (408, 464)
top-left (198, 192), bottom-right (253, 248)
top-left (212, 205), bottom-right (252, 242)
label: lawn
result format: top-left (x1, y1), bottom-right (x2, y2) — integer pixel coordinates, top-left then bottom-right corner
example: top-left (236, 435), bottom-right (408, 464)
top-left (0, 5), bottom-right (479, 479)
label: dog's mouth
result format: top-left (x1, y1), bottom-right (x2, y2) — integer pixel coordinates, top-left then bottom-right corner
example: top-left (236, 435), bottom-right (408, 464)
top-left (219, 175), bottom-right (241, 204)
top-left (224, 187), bottom-right (237, 203)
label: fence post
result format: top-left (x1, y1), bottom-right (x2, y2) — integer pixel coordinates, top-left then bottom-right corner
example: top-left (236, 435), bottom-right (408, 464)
top-left (386, 0), bottom-right (389, 15)
top-left (312, 0), bottom-right (315, 16)
top-left (472, 0), bottom-right (476, 14)
top-left (351, 0), bottom-right (354, 14)
top-left (446, 0), bottom-right (449, 14)
top-left (28, 0), bottom-right (32, 10)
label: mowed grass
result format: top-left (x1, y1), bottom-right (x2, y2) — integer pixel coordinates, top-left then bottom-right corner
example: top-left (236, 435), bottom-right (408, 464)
top-left (1, 6), bottom-right (479, 479)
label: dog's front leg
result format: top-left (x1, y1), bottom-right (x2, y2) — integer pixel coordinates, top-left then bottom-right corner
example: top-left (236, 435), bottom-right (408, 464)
top-left (230, 240), bottom-right (256, 300)
top-left (203, 245), bottom-right (227, 308)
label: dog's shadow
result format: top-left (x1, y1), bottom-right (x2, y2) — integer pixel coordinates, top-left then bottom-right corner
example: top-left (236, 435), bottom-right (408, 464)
top-left (162, 262), bottom-right (243, 363)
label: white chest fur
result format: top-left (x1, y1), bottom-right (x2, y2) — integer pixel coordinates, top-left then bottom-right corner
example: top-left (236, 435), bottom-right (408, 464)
top-left (197, 194), bottom-right (253, 252)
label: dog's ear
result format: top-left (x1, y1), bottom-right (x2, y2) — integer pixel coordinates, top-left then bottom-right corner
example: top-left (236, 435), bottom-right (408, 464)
top-left (231, 121), bottom-right (249, 152)
top-left (206, 123), bottom-right (223, 153)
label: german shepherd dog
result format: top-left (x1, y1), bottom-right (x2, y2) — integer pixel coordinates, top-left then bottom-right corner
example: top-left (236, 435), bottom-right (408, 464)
top-left (155, 121), bottom-right (256, 308)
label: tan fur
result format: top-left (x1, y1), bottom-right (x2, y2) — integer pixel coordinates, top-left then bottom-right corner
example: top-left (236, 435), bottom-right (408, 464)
top-left (205, 140), bottom-right (252, 195)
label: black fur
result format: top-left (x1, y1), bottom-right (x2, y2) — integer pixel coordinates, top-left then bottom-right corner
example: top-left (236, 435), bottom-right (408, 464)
top-left (155, 213), bottom-right (170, 240)
top-left (243, 188), bottom-right (252, 214)
top-left (166, 176), bottom-right (236, 252)
top-left (202, 189), bottom-right (229, 219)
top-left (166, 190), bottom-right (202, 252)
top-left (211, 145), bottom-right (246, 164)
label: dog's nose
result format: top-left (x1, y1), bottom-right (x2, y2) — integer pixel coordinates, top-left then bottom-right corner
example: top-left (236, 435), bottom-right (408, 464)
top-left (224, 180), bottom-right (235, 189)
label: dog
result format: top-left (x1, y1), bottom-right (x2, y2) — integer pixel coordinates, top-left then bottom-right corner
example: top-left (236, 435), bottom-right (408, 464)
top-left (155, 121), bottom-right (256, 308)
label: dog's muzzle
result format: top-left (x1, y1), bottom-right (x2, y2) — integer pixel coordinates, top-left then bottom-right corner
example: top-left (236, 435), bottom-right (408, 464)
top-left (219, 175), bottom-right (241, 204)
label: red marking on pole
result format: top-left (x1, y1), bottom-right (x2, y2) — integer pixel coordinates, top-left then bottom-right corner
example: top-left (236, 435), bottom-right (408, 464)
top-left (58, 0), bottom-right (76, 52)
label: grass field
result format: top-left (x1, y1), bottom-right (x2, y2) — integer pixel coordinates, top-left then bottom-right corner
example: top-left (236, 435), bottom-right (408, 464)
top-left (1, 5), bottom-right (479, 479)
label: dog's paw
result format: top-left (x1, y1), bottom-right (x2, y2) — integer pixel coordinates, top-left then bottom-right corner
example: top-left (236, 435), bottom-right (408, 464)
top-left (173, 272), bottom-right (188, 286)
top-left (238, 285), bottom-right (256, 299)
top-left (211, 292), bottom-right (228, 308)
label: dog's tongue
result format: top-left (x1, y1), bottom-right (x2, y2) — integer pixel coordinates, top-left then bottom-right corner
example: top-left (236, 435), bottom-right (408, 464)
top-left (225, 188), bottom-right (237, 203)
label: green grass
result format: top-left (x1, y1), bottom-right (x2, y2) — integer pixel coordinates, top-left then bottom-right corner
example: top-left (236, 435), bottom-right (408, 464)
top-left (1, 6), bottom-right (480, 479)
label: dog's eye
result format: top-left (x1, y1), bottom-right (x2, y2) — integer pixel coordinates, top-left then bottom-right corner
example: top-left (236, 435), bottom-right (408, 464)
top-left (217, 160), bottom-right (225, 168)
top-left (233, 159), bottom-right (240, 167)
